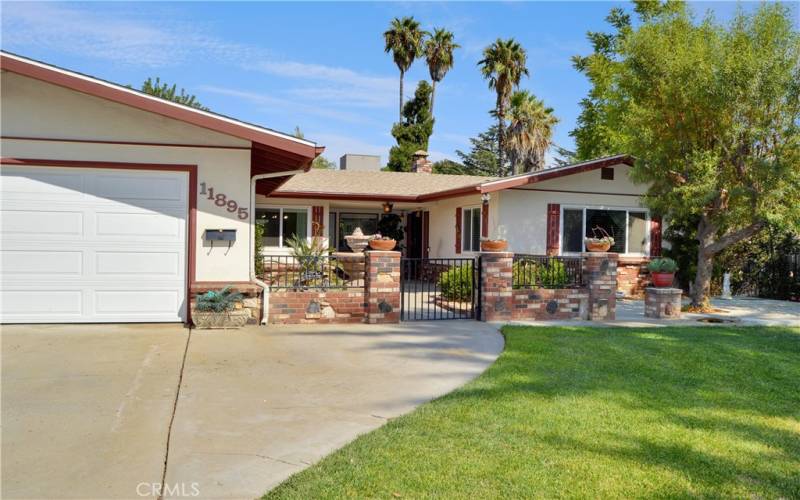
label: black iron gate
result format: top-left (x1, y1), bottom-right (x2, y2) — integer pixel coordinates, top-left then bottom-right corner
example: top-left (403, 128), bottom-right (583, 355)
top-left (400, 257), bottom-right (480, 321)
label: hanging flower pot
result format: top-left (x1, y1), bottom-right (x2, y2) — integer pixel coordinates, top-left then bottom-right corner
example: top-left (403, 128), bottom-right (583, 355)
top-left (584, 226), bottom-right (614, 252)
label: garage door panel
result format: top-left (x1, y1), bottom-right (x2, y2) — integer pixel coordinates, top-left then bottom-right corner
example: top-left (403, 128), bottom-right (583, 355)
top-left (93, 173), bottom-right (185, 203)
top-left (0, 166), bottom-right (188, 323)
top-left (0, 250), bottom-right (83, 276)
top-left (94, 290), bottom-right (181, 316)
top-left (1, 290), bottom-right (83, 317)
top-left (95, 211), bottom-right (184, 241)
top-left (0, 209), bottom-right (84, 237)
top-left (95, 251), bottom-right (181, 277)
top-left (0, 168), bottom-right (87, 201)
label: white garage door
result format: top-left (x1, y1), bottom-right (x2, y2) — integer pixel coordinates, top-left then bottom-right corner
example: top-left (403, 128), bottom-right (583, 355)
top-left (0, 165), bottom-right (188, 323)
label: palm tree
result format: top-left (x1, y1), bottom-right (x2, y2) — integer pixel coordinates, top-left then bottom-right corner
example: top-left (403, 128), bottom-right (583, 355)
top-left (506, 90), bottom-right (559, 174)
top-left (384, 17), bottom-right (426, 121)
top-left (424, 28), bottom-right (460, 116)
top-left (478, 38), bottom-right (529, 176)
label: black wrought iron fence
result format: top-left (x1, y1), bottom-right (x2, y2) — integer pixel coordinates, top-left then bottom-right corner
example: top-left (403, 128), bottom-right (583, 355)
top-left (262, 254), bottom-right (366, 290)
top-left (512, 254), bottom-right (583, 289)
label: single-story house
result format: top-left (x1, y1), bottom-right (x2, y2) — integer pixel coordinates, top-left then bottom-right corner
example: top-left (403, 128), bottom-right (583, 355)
top-left (0, 52), bottom-right (659, 325)
top-left (260, 153), bottom-right (660, 296)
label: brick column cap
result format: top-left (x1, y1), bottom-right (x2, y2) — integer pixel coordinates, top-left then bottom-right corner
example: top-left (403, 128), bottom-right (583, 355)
top-left (645, 287), bottom-right (683, 295)
top-left (365, 250), bottom-right (401, 255)
top-left (582, 252), bottom-right (619, 259)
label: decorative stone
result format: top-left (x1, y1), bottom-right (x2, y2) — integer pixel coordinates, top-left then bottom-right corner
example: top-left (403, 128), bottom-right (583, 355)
top-left (644, 287), bottom-right (682, 319)
top-left (546, 300), bottom-right (558, 314)
top-left (378, 300), bottom-right (393, 313)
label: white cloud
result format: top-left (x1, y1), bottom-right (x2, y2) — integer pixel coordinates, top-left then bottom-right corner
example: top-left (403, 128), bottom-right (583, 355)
top-left (198, 85), bottom-right (375, 125)
top-left (1, 2), bottom-right (397, 110)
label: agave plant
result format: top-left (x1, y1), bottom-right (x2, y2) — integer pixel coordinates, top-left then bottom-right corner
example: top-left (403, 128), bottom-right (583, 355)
top-left (196, 286), bottom-right (244, 313)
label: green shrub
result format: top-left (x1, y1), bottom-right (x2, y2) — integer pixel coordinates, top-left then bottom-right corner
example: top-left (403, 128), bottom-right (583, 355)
top-left (648, 257), bottom-right (678, 273)
top-left (513, 258), bottom-right (569, 288)
top-left (254, 223), bottom-right (265, 276)
top-left (439, 263), bottom-right (474, 301)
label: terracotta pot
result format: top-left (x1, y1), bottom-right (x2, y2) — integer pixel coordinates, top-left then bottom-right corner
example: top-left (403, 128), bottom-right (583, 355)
top-left (651, 272), bottom-right (675, 288)
top-left (369, 239), bottom-right (396, 251)
top-left (585, 239), bottom-right (612, 252)
top-left (480, 239), bottom-right (508, 252)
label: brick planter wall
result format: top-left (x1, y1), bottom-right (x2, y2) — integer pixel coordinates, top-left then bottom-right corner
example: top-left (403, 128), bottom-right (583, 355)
top-left (268, 290), bottom-right (366, 324)
top-left (582, 252), bottom-right (618, 321)
top-left (512, 288), bottom-right (589, 320)
top-left (365, 250), bottom-right (401, 324)
top-left (645, 287), bottom-right (682, 319)
top-left (617, 257), bottom-right (651, 298)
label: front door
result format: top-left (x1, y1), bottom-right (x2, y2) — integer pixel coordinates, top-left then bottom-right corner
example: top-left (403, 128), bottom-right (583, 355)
top-left (405, 211), bottom-right (429, 259)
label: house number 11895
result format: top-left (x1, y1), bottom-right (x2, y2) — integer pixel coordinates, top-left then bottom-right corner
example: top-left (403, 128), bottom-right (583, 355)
top-left (199, 182), bottom-right (249, 220)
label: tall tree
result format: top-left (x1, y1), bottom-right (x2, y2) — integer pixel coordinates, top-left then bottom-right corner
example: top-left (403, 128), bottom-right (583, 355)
top-left (446, 125), bottom-right (506, 176)
top-left (384, 17), bottom-right (426, 122)
top-left (505, 90), bottom-right (559, 174)
top-left (293, 126), bottom-right (336, 169)
top-left (424, 28), bottom-right (460, 116)
top-left (386, 81), bottom-right (435, 172)
top-left (478, 39), bottom-right (529, 174)
top-left (571, 1), bottom-right (800, 307)
top-left (138, 77), bottom-right (209, 110)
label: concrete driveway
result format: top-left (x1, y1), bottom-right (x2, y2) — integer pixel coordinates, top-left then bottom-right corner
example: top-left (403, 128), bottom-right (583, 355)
top-left (1, 321), bottom-right (503, 499)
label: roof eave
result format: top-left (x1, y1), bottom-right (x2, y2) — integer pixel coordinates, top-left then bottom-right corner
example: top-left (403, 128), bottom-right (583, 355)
top-left (480, 155), bottom-right (634, 193)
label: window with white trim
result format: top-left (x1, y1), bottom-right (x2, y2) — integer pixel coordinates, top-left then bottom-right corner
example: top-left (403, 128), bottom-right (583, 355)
top-left (561, 207), bottom-right (648, 255)
top-left (462, 207), bottom-right (481, 252)
top-left (256, 207), bottom-right (309, 247)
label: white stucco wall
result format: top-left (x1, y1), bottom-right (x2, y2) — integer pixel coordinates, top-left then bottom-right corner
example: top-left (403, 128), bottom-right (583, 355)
top-left (1, 72), bottom-right (254, 282)
top-left (497, 164), bottom-right (649, 255)
top-left (427, 193), bottom-right (499, 259)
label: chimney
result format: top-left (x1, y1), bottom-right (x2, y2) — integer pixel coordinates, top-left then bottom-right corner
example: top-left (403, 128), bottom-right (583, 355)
top-left (411, 150), bottom-right (433, 174)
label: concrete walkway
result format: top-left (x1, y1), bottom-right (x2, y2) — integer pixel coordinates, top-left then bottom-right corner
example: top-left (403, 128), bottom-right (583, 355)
top-left (1, 321), bottom-right (503, 499)
top-left (510, 296), bottom-right (800, 328)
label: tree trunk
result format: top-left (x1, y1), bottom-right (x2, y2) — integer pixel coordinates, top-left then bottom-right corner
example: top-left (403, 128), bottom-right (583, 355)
top-left (496, 98), bottom-right (505, 176)
top-left (430, 80), bottom-right (437, 116)
top-left (399, 70), bottom-right (405, 122)
top-left (691, 216), bottom-right (716, 308)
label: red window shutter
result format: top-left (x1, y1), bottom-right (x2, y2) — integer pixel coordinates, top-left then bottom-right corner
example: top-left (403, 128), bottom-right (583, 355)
top-left (481, 203), bottom-right (489, 238)
top-left (312, 206), bottom-right (324, 237)
top-left (650, 216), bottom-right (662, 257)
top-left (455, 207), bottom-right (462, 254)
top-left (546, 203), bottom-right (560, 256)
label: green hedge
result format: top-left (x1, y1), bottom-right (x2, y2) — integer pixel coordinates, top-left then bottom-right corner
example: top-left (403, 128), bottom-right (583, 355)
top-left (438, 263), bottom-right (474, 301)
top-left (512, 259), bottom-right (569, 288)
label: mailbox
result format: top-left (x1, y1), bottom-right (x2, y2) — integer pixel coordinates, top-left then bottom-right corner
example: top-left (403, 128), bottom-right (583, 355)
top-left (204, 229), bottom-right (237, 241)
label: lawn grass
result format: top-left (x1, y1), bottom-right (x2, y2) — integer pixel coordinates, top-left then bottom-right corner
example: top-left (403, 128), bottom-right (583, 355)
top-left (265, 326), bottom-right (800, 499)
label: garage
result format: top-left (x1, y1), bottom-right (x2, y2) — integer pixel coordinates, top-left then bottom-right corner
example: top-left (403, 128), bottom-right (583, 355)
top-left (0, 164), bottom-right (189, 323)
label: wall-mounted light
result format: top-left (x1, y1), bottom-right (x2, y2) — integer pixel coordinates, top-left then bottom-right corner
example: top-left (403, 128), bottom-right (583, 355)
top-left (481, 193), bottom-right (491, 205)
top-left (382, 202), bottom-right (394, 214)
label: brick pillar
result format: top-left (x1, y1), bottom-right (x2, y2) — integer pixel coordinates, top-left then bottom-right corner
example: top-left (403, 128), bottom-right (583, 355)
top-left (365, 250), bottom-right (401, 324)
top-left (480, 252), bottom-right (513, 322)
top-left (582, 252), bottom-right (618, 320)
top-left (645, 287), bottom-right (682, 319)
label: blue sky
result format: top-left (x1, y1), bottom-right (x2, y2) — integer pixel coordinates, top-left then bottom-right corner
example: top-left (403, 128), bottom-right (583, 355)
top-left (1, 1), bottom-right (773, 166)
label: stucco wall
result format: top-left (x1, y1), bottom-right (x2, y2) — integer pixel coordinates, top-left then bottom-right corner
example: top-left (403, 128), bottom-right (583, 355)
top-left (498, 165), bottom-right (649, 255)
top-left (427, 193), bottom-right (499, 259)
top-left (1, 72), bottom-right (253, 282)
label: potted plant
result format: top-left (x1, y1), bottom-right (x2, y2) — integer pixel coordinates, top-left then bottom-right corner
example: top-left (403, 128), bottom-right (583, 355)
top-left (648, 257), bottom-right (678, 287)
top-left (481, 225), bottom-right (508, 252)
top-left (584, 226), bottom-right (615, 252)
top-left (192, 285), bottom-right (249, 329)
top-left (369, 233), bottom-right (397, 251)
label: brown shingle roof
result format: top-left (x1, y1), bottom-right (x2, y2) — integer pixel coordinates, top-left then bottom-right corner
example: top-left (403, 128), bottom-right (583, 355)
top-left (274, 170), bottom-right (496, 200)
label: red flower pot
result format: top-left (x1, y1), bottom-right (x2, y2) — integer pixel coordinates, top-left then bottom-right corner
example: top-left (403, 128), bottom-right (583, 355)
top-left (368, 239), bottom-right (396, 251)
top-left (651, 272), bottom-right (675, 288)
